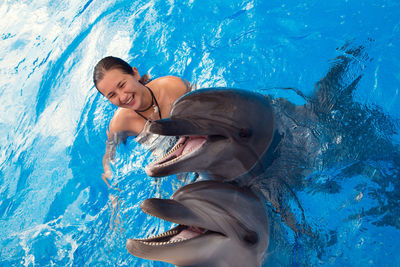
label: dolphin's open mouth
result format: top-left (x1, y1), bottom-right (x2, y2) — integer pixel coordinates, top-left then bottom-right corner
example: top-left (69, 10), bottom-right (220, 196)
top-left (149, 136), bottom-right (208, 168)
top-left (127, 195), bottom-right (227, 256)
top-left (129, 224), bottom-right (224, 247)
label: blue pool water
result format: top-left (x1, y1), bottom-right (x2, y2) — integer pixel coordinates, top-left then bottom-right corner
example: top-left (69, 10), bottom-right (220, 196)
top-left (1, 0), bottom-right (399, 266)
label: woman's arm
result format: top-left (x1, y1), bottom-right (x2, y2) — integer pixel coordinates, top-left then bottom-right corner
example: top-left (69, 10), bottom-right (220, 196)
top-left (102, 112), bottom-right (141, 186)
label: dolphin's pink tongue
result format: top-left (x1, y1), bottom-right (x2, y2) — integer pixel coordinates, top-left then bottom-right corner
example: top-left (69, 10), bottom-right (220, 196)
top-left (170, 226), bottom-right (206, 242)
top-left (182, 136), bottom-right (207, 155)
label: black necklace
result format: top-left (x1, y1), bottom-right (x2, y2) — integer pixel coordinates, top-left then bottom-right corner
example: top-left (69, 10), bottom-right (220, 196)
top-left (135, 86), bottom-right (162, 122)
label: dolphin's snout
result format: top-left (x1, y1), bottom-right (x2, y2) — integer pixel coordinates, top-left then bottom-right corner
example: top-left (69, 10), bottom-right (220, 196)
top-left (148, 118), bottom-right (199, 136)
top-left (148, 119), bottom-right (168, 135)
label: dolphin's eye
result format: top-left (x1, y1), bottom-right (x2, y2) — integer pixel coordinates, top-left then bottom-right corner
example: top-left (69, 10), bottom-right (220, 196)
top-left (239, 128), bottom-right (252, 138)
top-left (243, 231), bottom-right (258, 245)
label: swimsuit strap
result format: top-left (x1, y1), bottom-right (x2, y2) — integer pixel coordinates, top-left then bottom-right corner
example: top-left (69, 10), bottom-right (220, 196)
top-left (135, 110), bottom-right (151, 122)
top-left (135, 86), bottom-right (162, 122)
top-left (151, 86), bottom-right (162, 119)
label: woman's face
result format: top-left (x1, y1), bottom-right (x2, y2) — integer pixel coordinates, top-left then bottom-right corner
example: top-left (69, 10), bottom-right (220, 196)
top-left (96, 68), bottom-right (146, 110)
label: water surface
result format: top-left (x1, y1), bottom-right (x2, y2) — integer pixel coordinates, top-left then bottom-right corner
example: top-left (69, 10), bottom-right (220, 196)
top-left (0, 0), bottom-right (399, 266)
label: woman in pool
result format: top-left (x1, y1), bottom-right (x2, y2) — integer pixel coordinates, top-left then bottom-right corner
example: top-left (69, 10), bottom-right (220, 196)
top-left (93, 56), bottom-right (190, 185)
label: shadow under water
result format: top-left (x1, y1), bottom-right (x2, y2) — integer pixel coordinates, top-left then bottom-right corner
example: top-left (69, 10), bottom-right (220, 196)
top-left (255, 39), bottom-right (400, 264)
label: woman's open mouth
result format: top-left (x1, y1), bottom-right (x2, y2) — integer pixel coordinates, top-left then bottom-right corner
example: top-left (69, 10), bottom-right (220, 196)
top-left (123, 94), bottom-right (135, 107)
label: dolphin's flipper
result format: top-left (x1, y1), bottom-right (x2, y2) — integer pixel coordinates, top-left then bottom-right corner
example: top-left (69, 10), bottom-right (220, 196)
top-left (257, 177), bottom-right (312, 235)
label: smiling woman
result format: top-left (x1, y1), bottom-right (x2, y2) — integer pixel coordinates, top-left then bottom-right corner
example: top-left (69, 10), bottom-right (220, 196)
top-left (93, 56), bottom-right (190, 185)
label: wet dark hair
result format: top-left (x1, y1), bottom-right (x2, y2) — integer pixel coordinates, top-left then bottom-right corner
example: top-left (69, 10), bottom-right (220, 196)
top-left (93, 56), bottom-right (150, 89)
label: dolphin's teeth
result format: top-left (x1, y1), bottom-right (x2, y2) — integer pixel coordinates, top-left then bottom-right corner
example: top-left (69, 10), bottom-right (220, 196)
top-left (156, 138), bottom-right (206, 167)
top-left (172, 237), bottom-right (185, 243)
top-left (134, 227), bottom-right (208, 246)
top-left (134, 229), bottom-right (180, 242)
top-left (159, 153), bottom-right (185, 167)
top-left (169, 230), bottom-right (177, 236)
top-left (159, 151), bottom-right (187, 167)
top-left (158, 143), bottom-right (183, 161)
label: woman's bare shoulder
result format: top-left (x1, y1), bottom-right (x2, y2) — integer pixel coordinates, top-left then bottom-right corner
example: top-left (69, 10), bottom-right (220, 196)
top-left (151, 75), bottom-right (184, 84)
top-left (150, 76), bottom-right (188, 95)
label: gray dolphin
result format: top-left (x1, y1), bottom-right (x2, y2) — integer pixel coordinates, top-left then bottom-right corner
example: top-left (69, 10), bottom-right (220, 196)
top-left (145, 88), bottom-right (275, 181)
top-left (126, 180), bottom-right (269, 267)
top-left (144, 88), bottom-right (310, 233)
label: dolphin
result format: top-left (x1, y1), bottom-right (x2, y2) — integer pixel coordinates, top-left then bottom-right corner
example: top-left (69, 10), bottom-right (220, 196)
top-left (143, 88), bottom-right (312, 233)
top-left (145, 88), bottom-right (275, 181)
top-left (126, 180), bottom-right (269, 267)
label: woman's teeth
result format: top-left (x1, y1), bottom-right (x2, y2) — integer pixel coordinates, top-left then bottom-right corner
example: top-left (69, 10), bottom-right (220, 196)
top-left (126, 96), bottom-right (133, 104)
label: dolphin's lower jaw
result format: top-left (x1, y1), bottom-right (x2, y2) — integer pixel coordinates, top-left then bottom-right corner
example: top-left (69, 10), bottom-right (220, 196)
top-left (145, 135), bottom-right (214, 177)
top-left (126, 225), bottom-right (226, 265)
